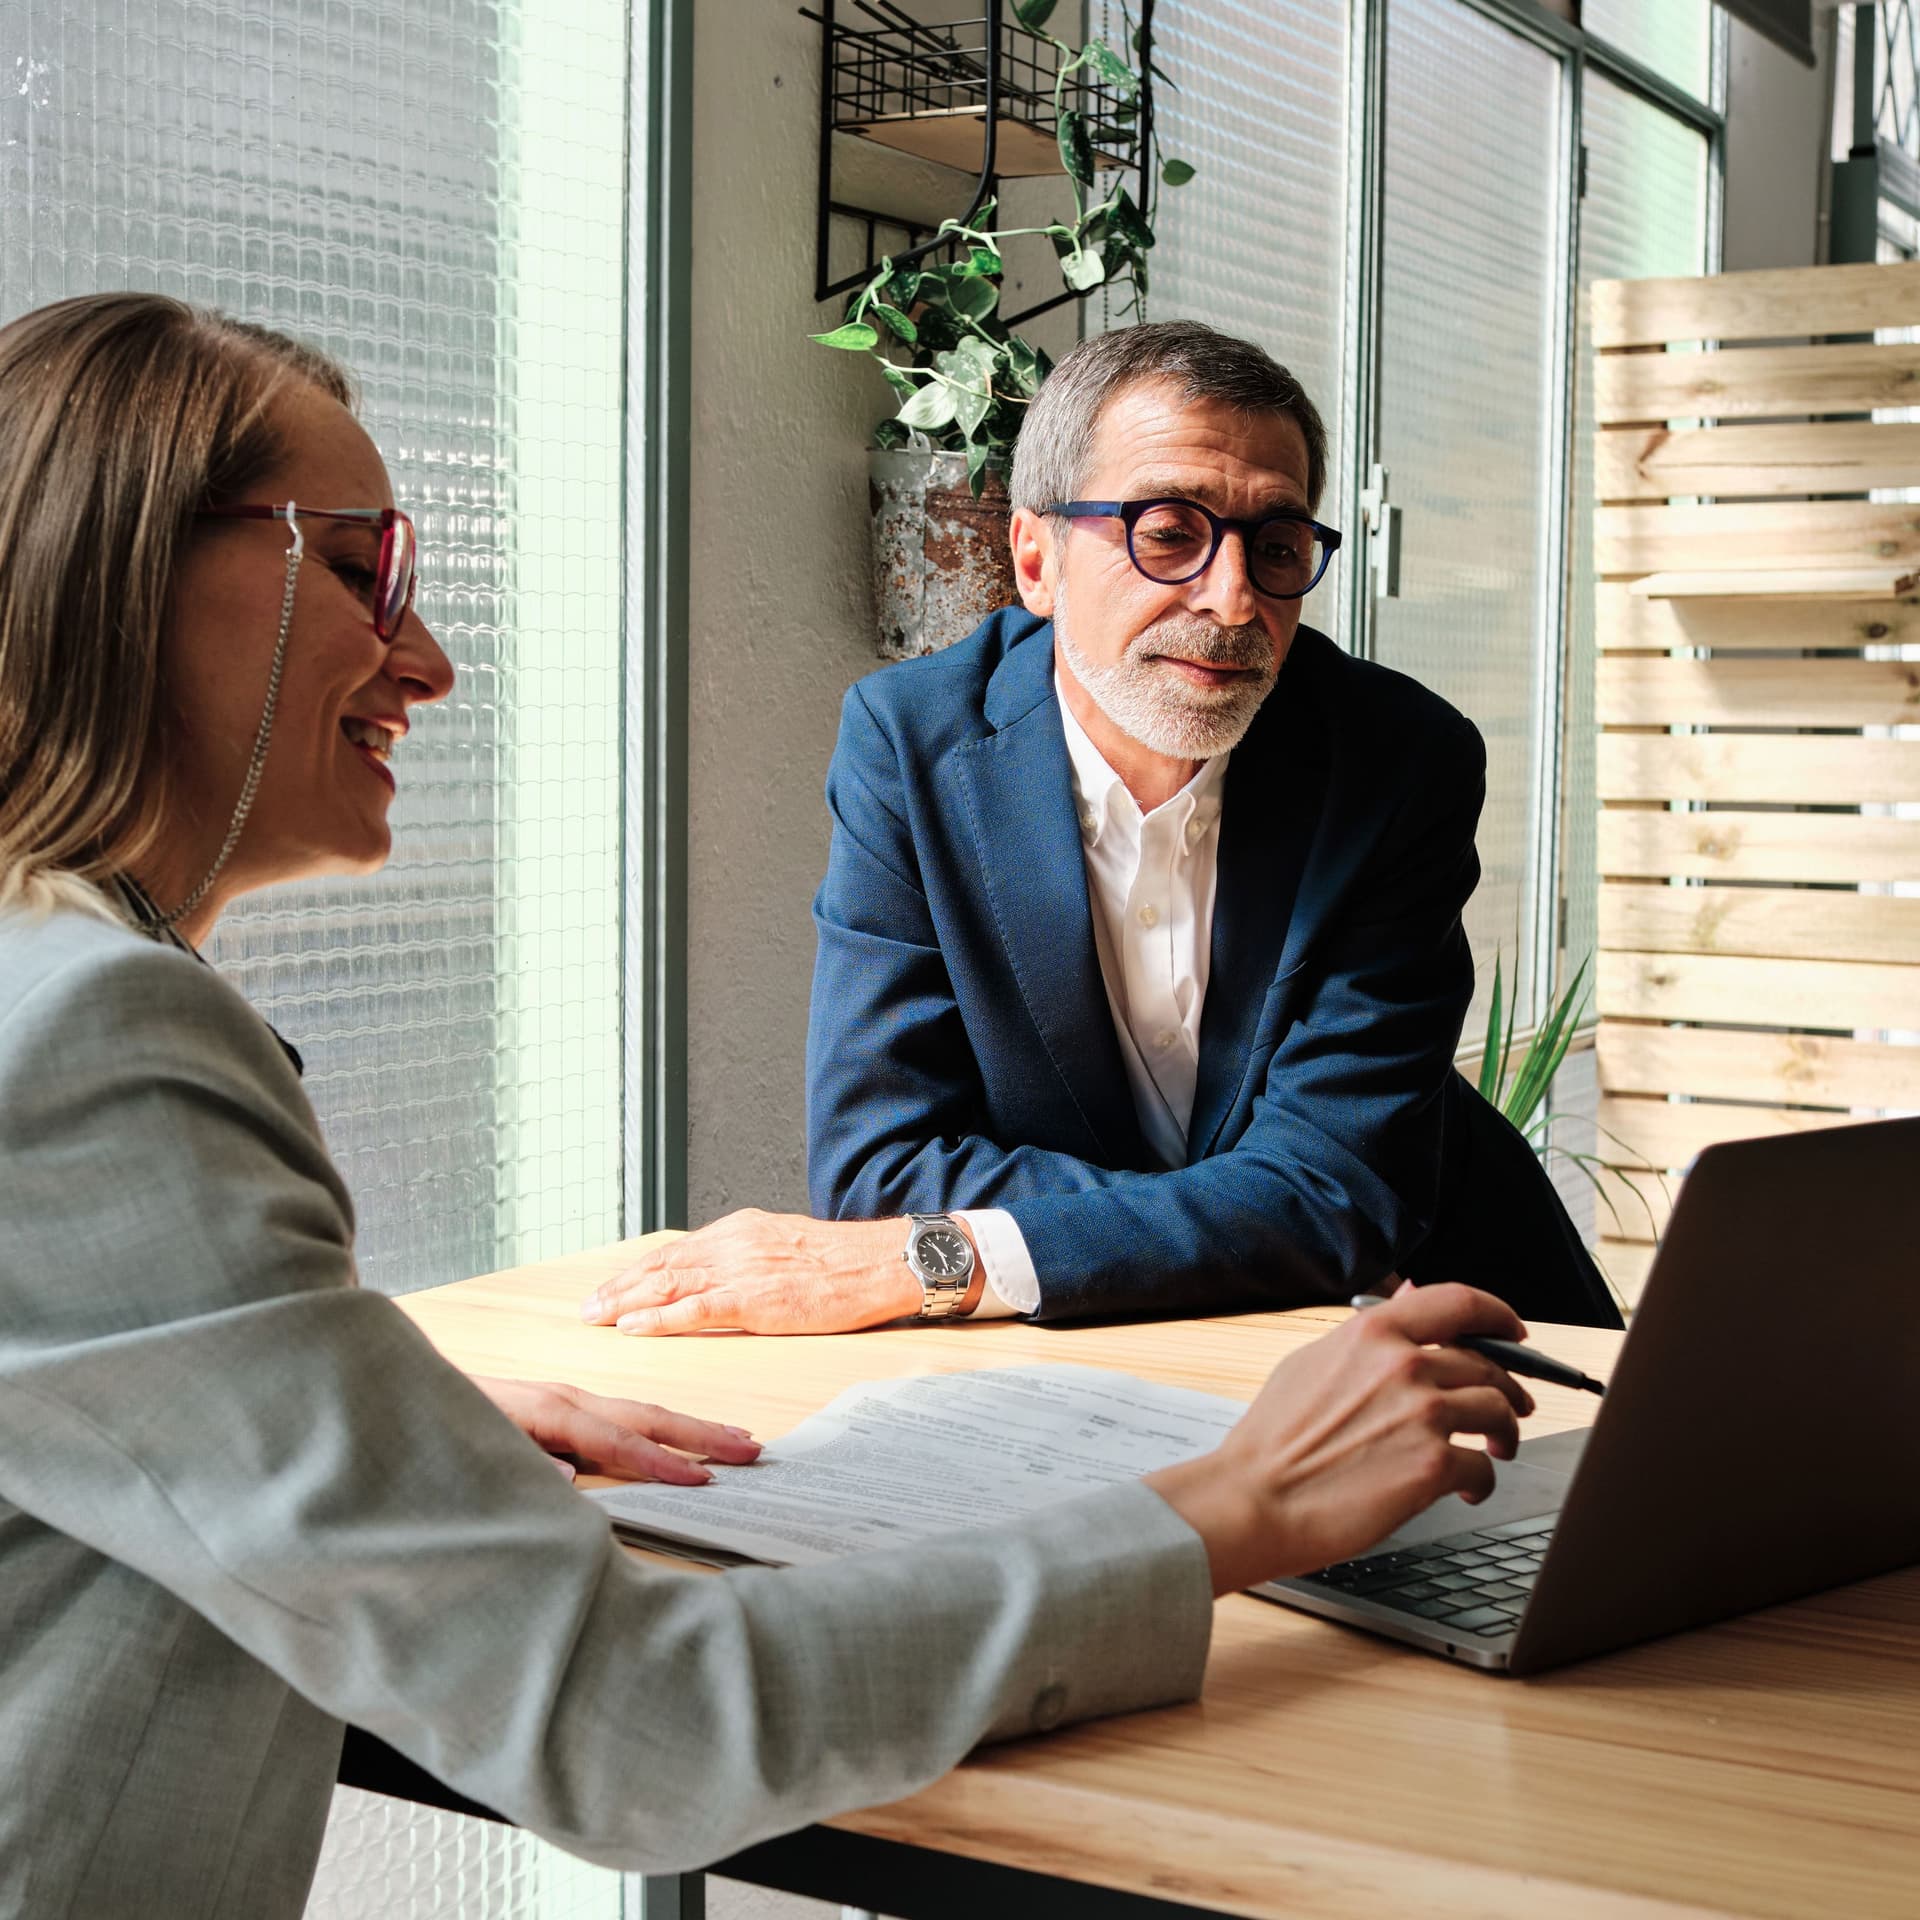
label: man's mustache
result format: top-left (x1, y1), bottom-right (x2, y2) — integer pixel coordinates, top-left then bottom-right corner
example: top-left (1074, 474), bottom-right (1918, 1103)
top-left (1129, 619), bottom-right (1274, 674)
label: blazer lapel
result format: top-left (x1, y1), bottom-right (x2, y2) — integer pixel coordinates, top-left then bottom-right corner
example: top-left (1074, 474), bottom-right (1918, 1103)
top-left (1187, 643), bottom-right (1332, 1160)
top-left (950, 626), bottom-right (1153, 1170)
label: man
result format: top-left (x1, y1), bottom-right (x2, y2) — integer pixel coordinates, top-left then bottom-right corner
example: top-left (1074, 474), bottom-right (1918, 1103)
top-left (583, 322), bottom-right (1610, 1336)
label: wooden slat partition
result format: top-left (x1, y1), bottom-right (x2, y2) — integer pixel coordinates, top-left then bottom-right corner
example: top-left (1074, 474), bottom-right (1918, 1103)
top-left (1591, 263), bottom-right (1920, 1307)
top-left (1597, 656), bottom-right (1920, 729)
top-left (1594, 583), bottom-right (1920, 651)
top-left (1594, 339), bottom-right (1920, 422)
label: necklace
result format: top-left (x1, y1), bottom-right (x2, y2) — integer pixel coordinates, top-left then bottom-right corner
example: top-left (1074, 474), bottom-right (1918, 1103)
top-left (112, 872), bottom-right (305, 1079)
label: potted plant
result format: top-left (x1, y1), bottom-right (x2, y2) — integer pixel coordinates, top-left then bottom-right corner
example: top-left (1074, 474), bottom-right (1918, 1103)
top-left (810, 1), bottom-right (1193, 658)
top-left (1474, 950), bottom-right (1666, 1308)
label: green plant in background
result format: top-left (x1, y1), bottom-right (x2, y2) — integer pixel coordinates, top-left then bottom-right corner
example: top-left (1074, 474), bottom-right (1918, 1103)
top-left (1476, 950), bottom-right (1666, 1243)
top-left (809, 1), bottom-right (1195, 495)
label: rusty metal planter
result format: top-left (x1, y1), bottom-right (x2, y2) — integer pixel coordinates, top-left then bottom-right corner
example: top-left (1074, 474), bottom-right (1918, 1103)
top-left (869, 448), bottom-right (1016, 659)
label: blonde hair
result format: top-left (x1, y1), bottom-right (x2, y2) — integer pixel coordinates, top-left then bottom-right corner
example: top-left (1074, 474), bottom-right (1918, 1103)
top-left (0, 293), bottom-right (354, 919)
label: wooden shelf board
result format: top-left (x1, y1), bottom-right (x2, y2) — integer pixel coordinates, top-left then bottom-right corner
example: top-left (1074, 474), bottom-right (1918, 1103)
top-left (1627, 568), bottom-right (1920, 603)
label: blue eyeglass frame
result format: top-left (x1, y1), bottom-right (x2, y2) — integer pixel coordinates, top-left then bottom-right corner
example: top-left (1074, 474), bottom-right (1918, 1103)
top-left (1043, 498), bottom-right (1343, 601)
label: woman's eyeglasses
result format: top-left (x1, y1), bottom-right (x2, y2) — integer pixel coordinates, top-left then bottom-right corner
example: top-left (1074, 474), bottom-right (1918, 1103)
top-left (1043, 497), bottom-right (1341, 601)
top-left (198, 504), bottom-right (418, 641)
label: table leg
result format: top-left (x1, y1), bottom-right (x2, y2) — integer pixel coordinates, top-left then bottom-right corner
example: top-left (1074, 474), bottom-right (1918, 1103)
top-left (629, 1871), bottom-right (706, 1919)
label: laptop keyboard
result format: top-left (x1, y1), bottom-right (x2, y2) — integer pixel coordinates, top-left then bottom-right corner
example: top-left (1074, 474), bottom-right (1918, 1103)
top-left (1299, 1514), bottom-right (1557, 1638)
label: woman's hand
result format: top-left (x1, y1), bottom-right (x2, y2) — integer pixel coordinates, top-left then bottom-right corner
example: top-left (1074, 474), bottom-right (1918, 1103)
top-left (1143, 1283), bottom-right (1536, 1595)
top-left (472, 1377), bottom-right (762, 1486)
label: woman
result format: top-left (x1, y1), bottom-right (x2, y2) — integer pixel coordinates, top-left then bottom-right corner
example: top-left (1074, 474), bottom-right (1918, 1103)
top-left (0, 293), bottom-right (1530, 1916)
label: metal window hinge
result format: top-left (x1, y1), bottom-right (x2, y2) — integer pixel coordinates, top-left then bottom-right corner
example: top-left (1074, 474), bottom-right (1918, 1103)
top-left (1359, 462), bottom-right (1402, 600)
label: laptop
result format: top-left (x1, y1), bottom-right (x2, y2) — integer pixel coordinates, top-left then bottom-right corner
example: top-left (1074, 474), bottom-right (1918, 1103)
top-left (1255, 1115), bottom-right (1920, 1674)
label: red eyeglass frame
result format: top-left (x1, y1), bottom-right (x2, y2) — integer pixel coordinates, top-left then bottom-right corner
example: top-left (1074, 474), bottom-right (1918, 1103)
top-left (197, 504), bottom-right (417, 642)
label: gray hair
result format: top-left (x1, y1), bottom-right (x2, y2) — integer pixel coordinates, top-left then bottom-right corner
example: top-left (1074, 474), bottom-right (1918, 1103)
top-left (1010, 320), bottom-right (1329, 516)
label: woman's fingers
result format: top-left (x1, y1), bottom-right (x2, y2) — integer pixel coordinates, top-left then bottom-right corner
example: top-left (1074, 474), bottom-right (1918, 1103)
top-left (565, 1388), bottom-right (761, 1463)
top-left (1422, 1346), bottom-right (1534, 1418)
top-left (1378, 1281), bottom-right (1526, 1349)
top-left (1437, 1384), bottom-right (1524, 1463)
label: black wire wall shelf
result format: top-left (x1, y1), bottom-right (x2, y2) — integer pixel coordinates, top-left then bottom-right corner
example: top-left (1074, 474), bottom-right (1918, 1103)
top-left (801, 0), bottom-right (1153, 306)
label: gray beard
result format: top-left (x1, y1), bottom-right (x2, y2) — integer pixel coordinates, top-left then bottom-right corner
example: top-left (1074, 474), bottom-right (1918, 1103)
top-left (1052, 577), bottom-right (1278, 761)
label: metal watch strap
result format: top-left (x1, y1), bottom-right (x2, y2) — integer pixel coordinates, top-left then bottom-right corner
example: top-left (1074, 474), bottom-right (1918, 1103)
top-left (904, 1212), bottom-right (975, 1320)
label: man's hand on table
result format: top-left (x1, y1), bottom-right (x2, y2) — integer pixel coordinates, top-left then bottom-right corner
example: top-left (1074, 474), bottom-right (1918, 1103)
top-left (1144, 1283), bottom-right (1535, 1597)
top-left (473, 1377), bottom-right (763, 1485)
top-left (578, 1210), bottom-right (921, 1336)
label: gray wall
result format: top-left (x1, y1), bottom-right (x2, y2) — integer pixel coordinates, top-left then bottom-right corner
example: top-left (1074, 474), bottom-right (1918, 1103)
top-left (685, 1), bottom-right (1077, 1221)
top-left (1721, 12), bottom-right (1832, 272)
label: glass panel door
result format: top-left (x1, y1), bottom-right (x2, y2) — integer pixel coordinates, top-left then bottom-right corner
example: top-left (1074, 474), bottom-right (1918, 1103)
top-left (1371, 0), bottom-right (1567, 1033)
top-left (1145, 0), bottom-right (1350, 637)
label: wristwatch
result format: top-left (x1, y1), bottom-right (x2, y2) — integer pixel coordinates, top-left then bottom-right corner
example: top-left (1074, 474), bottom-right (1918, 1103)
top-left (903, 1213), bottom-right (980, 1320)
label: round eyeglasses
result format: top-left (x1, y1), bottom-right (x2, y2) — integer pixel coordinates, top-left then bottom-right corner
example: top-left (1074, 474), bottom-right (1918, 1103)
top-left (1044, 498), bottom-right (1341, 602)
top-left (197, 504), bottom-right (418, 641)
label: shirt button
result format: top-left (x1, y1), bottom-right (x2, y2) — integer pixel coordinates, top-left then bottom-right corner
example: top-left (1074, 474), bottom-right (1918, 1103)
top-left (1155, 1028), bottom-right (1176, 1050)
top-left (1137, 904), bottom-right (1159, 928)
top-left (1185, 816), bottom-right (1206, 843)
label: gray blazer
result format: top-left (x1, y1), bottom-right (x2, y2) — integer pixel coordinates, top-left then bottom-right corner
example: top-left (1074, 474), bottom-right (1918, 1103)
top-left (0, 904), bottom-right (1213, 1918)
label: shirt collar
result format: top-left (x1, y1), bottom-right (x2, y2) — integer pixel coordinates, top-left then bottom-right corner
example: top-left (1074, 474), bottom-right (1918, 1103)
top-left (1054, 672), bottom-right (1229, 849)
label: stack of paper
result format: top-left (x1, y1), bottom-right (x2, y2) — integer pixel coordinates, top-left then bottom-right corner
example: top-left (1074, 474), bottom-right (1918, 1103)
top-left (589, 1364), bottom-right (1244, 1568)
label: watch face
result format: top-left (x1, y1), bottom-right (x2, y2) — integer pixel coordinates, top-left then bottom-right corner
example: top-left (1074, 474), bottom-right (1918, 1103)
top-left (915, 1227), bottom-right (972, 1278)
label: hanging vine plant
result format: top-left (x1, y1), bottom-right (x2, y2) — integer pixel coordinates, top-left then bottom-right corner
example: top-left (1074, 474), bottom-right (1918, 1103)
top-left (810, 1), bottom-right (1195, 496)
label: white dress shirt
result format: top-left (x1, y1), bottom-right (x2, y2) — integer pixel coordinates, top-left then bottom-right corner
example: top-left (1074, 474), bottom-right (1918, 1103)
top-left (960, 679), bottom-right (1229, 1316)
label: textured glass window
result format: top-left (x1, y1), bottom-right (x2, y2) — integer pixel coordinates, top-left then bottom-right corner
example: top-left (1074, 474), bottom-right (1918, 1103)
top-left (0, 0), bottom-right (629, 1911)
top-left (1565, 77), bottom-right (1710, 988)
top-left (1584, 0), bottom-right (1714, 101)
top-left (0, 0), bottom-right (627, 1299)
top-left (1139, 0), bottom-right (1350, 636)
top-left (1373, 0), bottom-right (1564, 1032)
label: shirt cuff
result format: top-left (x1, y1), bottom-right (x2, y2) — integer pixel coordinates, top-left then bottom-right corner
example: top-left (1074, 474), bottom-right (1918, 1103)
top-left (955, 1209), bottom-right (1040, 1318)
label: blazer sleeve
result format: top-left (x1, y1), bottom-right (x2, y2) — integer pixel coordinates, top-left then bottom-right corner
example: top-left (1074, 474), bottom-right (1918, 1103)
top-left (0, 939), bottom-right (1212, 1873)
top-left (1006, 714), bottom-right (1486, 1320)
top-left (808, 682), bottom-right (1133, 1218)
top-left (809, 682), bottom-right (1484, 1320)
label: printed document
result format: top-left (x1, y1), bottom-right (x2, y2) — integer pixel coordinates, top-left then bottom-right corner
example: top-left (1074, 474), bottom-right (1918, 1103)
top-left (589, 1364), bottom-right (1245, 1567)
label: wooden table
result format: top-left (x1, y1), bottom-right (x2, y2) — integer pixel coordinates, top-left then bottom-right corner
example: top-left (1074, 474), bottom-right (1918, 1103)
top-left (395, 1239), bottom-right (1920, 1920)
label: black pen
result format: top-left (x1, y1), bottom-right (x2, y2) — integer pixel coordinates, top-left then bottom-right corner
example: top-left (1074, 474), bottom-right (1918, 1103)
top-left (1349, 1292), bottom-right (1608, 1396)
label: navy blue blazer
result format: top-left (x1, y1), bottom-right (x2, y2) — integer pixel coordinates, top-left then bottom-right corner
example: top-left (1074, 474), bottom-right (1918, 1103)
top-left (806, 606), bottom-right (1486, 1321)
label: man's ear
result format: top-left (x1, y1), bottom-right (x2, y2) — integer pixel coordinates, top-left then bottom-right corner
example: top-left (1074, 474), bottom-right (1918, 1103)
top-left (1008, 506), bottom-right (1057, 618)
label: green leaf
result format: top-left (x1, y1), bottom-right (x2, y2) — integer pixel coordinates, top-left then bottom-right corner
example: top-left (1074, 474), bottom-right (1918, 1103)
top-left (1003, 335), bottom-right (1042, 396)
top-left (871, 302), bottom-right (918, 345)
top-left (939, 335), bottom-right (997, 377)
top-left (1058, 243), bottom-right (1107, 291)
top-left (1057, 107), bottom-right (1096, 190)
top-left (880, 264), bottom-right (923, 309)
top-left (955, 242), bottom-right (1002, 277)
top-left (872, 417), bottom-right (912, 451)
top-left (948, 274), bottom-right (999, 322)
top-left (1082, 39), bottom-right (1140, 99)
top-left (1104, 185), bottom-right (1155, 249)
top-left (953, 379), bottom-right (992, 438)
top-left (965, 436), bottom-right (991, 498)
top-left (1161, 157), bottom-right (1196, 187)
top-left (897, 380), bottom-right (957, 431)
top-left (1476, 952), bottom-right (1504, 1103)
top-left (880, 363), bottom-right (916, 397)
top-left (810, 321), bottom-right (879, 351)
top-left (1014, 0), bottom-right (1058, 28)
top-left (1504, 954), bottom-right (1592, 1132)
